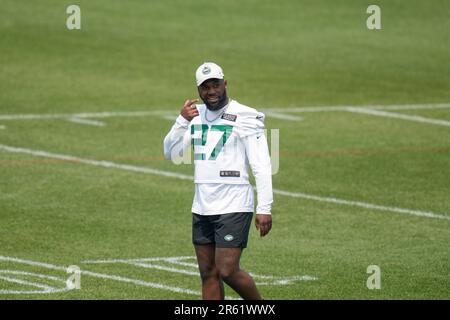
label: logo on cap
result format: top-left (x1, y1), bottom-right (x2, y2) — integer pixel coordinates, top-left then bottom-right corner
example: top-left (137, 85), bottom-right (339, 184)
top-left (202, 66), bottom-right (211, 75)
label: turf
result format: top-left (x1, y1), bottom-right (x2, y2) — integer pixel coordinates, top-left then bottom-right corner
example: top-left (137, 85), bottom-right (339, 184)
top-left (0, 0), bottom-right (449, 299)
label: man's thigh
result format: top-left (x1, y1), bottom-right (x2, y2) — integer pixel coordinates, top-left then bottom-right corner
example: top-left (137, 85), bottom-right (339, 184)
top-left (214, 212), bottom-right (253, 248)
top-left (192, 213), bottom-right (215, 245)
top-left (194, 243), bottom-right (217, 273)
top-left (215, 247), bottom-right (242, 270)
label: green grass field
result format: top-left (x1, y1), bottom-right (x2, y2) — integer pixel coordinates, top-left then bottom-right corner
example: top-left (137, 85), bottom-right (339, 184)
top-left (1, 0), bottom-right (449, 299)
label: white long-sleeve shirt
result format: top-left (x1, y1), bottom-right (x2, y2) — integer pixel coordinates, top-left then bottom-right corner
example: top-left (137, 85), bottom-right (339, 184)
top-left (163, 100), bottom-right (273, 215)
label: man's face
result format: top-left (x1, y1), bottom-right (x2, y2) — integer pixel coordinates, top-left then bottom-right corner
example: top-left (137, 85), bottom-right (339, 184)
top-left (198, 79), bottom-right (228, 111)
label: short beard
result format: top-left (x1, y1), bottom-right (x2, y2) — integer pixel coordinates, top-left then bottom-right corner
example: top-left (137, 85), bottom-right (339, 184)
top-left (204, 91), bottom-right (229, 111)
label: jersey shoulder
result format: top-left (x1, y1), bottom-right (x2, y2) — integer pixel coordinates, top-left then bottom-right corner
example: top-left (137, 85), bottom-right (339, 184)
top-left (229, 100), bottom-right (265, 137)
top-left (229, 100), bottom-right (261, 116)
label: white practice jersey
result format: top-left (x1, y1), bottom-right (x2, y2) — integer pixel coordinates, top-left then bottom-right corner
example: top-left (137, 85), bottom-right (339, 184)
top-left (163, 99), bottom-right (273, 215)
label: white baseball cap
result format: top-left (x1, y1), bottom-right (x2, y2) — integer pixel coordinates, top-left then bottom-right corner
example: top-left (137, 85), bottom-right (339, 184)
top-left (195, 62), bottom-right (224, 86)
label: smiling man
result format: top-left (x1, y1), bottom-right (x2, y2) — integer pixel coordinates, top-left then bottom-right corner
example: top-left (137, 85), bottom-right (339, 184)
top-left (163, 62), bottom-right (273, 300)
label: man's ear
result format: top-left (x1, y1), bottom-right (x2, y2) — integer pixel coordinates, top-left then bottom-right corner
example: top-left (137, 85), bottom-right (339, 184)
top-left (224, 79), bottom-right (228, 88)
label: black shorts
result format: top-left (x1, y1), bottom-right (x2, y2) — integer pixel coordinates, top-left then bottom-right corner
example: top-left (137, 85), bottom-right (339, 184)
top-left (192, 212), bottom-right (253, 248)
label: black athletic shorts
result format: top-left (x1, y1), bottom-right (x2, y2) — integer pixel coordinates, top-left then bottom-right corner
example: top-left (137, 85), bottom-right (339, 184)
top-left (192, 212), bottom-right (253, 248)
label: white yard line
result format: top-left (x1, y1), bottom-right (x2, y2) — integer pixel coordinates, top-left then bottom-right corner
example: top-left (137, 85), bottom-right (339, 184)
top-left (263, 103), bottom-right (450, 113)
top-left (262, 111), bottom-right (302, 121)
top-left (79, 269), bottom-right (202, 297)
top-left (371, 103), bottom-right (450, 111)
top-left (84, 257), bottom-right (200, 270)
top-left (0, 275), bottom-right (56, 291)
top-left (346, 107), bottom-right (450, 127)
top-left (0, 270), bottom-right (69, 294)
top-left (0, 111), bottom-right (171, 121)
top-left (263, 106), bottom-right (350, 113)
top-left (0, 143), bottom-right (448, 221)
top-left (67, 117), bottom-right (105, 127)
top-left (125, 262), bottom-right (200, 276)
top-left (82, 257), bottom-right (318, 284)
top-left (0, 256), bottom-right (202, 297)
top-left (82, 256), bottom-right (195, 264)
top-left (0, 276), bottom-right (65, 295)
top-left (165, 259), bottom-right (199, 269)
top-left (161, 114), bottom-right (179, 121)
top-left (0, 270), bottom-right (65, 282)
top-left (83, 258), bottom-right (201, 276)
top-left (272, 189), bottom-right (450, 221)
top-left (0, 144), bottom-right (192, 181)
top-left (0, 103), bottom-right (449, 121)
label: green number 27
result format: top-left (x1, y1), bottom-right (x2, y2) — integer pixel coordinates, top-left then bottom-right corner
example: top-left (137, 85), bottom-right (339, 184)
top-left (191, 124), bottom-right (233, 160)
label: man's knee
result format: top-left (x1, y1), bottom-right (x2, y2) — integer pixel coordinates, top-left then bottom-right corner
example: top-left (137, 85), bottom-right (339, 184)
top-left (199, 265), bottom-right (220, 282)
top-left (218, 265), bottom-right (238, 281)
top-left (215, 247), bottom-right (242, 281)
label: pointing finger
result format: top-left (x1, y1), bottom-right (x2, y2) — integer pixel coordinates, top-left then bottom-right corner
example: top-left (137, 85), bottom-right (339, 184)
top-left (187, 99), bottom-right (199, 107)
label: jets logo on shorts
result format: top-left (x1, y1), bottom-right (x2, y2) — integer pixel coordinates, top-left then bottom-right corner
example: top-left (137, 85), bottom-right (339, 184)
top-left (202, 66), bottom-right (211, 74)
top-left (224, 234), bottom-right (234, 242)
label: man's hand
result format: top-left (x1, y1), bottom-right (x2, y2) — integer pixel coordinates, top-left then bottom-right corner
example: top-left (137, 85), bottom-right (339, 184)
top-left (255, 214), bottom-right (272, 237)
top-left (180, 99), bottom-right (199, 121)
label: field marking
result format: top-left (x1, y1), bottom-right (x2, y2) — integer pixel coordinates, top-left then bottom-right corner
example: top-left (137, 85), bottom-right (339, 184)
top-left (366, 103), bottom-right (450, 111)
top-left (164, 257), bottom-right (200, 268)
top-left (0, 125), bottom-right (5, 130)
top-left (280, 146), bottom-right (450, 158)
top-left (0, 111), bottom-right (169, 121)
top-left (272, 189), bottom-right (450, 221)
top-left (82, 256), bottom-right (318, 285)
top-left (67, 117), bottom-right (105, 127)
top-left (0, 146), bottom-right (448, 165)
top-left (346, 107), bottom-right (450, 127)
top-left (0, 144), bottom-right (193, 181)
top-left (0, 270), bottom-right (69, 295)
top-left (0, 276), bottom-right (57, 294)
top-left (123, 261), bottom-right (200, 276)
top-left (261, 111), bottom-right (302, 121)
top-left (161, 114), bottom-right (179, 121)
top-left (0, 143), bottom-right (449, 221)
top-left (83, 256), bottom-right (196, 264)
top-left (0, 256), bottom-right (203, 297)
top-left (0, 103), bottom-right (449, 122)
top-left (264, 103), bottom-right (450, 113)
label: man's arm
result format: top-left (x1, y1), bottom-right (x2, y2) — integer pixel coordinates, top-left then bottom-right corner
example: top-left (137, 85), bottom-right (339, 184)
top-left (163, 99), bottom-right (199, 160)
top-left (244, 132), bottom-right (273, 237)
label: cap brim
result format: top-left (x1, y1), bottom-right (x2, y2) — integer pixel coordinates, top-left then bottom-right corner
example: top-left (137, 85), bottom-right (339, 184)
top-left (197, 77), bottom-right (223, 86)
